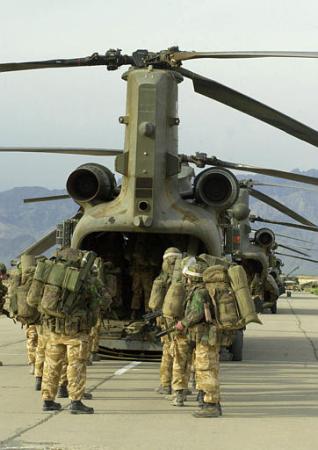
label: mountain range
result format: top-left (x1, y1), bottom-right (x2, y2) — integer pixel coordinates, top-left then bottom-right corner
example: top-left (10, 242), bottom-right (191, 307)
top-left (0, 170), bottom-right (318, 274)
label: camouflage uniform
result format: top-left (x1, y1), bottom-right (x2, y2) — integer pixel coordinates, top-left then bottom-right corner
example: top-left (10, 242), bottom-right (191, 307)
top-left (129, 236), bottom-right (159, 315)
top-left (154, 248), bottom-right (183, 392)
top-left (0, 263), bottom-right (8, 313)
top-left (41, 252), bottom-right (101, 412)
top-left (42, 331), bottom-right (89, 401)
top-left (182, 284), bottom-right (220, 405)
top-left (26, 324), bottom-right (38, 365)
top-left (90, 316), bottom-right (102, 353)
top-left (0, 263), bottom-right (8, 367)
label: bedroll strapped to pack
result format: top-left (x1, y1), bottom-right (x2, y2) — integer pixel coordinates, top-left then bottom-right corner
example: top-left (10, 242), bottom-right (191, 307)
top-left (149, 278), bottom-right (167, 311)
top-left (228, 265), bottom-right (262, 325)
top-left (203, 265), bottom-right (242, 330)
top-left (162, 281), bottom-right (186, 319)
top-left (16, 267), bottom-right (40, 325)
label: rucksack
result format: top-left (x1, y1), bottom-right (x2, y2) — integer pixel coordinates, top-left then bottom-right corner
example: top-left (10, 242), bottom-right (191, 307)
top-left (16, 267), bottom-right (40, 325)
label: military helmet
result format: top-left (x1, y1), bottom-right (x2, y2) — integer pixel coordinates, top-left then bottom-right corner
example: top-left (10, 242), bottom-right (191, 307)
top-left (0, 262), bottom-right (7, 274)
top-left (163, 247), bottom-right (182, 260)
top-left (182, 261), bottom-right (205, 280)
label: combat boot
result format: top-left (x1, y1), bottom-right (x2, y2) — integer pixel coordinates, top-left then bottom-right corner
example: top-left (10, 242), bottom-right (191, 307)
top-left (69, 400), bottom-right (94, 415)
top-left (35, 376), bottom-right (42, 391)
top-left (192, 402), bottom-right (221, 418)
top-left (155, 385), bottom-right (172, 395)
top-left (91, 352), bottom-right (101, 362)
top-left (42, 400), bottom-right (61, 411)
top-left (57, 384), bottom-right (68, 398)
top-left (0, 361), bottom-right (3, 366)
top-left (172, 390), bottom-right (184, 407)
top-left (196, 390), bottom-right (204, 407)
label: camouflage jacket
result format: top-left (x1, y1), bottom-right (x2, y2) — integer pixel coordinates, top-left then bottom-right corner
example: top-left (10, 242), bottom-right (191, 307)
top-left (182, 284), bottom-right (218, 345)
top-left (0, 280), bottom-right (8, 311)
top-left (181, 284), bottom-right (210, 329)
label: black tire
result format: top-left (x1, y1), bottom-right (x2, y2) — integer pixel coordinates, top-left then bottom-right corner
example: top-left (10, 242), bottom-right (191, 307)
top-left (270, 302), bottom-right (277, 314)
top-left (230, 329), bottom-right (244, 361)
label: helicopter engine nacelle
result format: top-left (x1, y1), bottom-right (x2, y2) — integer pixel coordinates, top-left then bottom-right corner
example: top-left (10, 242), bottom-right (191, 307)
top-left (254, 228), bottom-right (275, 248)
top-left (194, 168), bottom-right (239, 210)
top-left (66, 163), bottom-right (116, 203)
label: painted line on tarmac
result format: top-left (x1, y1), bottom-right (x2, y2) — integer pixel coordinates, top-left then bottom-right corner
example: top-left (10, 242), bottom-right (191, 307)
top-left (114, 361), bottom-right (141, 376)
top-left (287, 298), bottom-right (318, 361)
top-left (0, 360), bottom-right (143, 448)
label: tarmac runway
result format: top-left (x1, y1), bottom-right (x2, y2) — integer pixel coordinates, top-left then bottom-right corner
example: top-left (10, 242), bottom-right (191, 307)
top-left (0, 292), bottom-right (317, 450)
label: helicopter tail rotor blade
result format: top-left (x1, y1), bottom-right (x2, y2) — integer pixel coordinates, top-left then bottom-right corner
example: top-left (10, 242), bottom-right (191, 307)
top-left (248, 188), bottom-right (316, 226)
top-left (24, 194), bottom-right (71, 204)
top-left (170, 50), bottom-right (318, 63)
top-left (275, 252), bottom-right (318, 264)
top-left (178, 67), bottom-right (318, 148)
top-left (0, 147), bottom-right (122, 156)
top-left (250, 216), bottom-right (318, 233)
top-left (277, 243), bottom-right (310, 257)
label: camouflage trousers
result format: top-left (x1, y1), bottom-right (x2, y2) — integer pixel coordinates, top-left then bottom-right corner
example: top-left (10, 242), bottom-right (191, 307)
top-left (195, 341), bottom-right (220, 403)
top-left (159, 335), bottom-right (173, 388)
top-left (131, 271), bottom-right (154, 312)
top-left (171, 334), bottom-right (193, 391)
top-left (35, 326), bottom-right (68, 386)
top-left (26, 325), bottom-right (38, 364)
top-left (34, 325), bottom-right (47, 377)
top-left (89, 316), bottom-right (102, 353)
top-left (42, 331), bottom-right (89, 401)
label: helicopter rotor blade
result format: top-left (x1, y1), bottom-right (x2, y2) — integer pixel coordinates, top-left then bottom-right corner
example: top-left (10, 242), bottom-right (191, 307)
top-left (178, 67), bottom-right (318, 148)
top-left (252, 182), bottom-right (318, 191)
top-left (277, 243), bottom-right (310, 257)
top-left (0, 53), bottom-right (111, 73)
top-left (248, 188), bottom-right (316, 226)
top-left (274, 232), bottom-right (317, 245)
top-left (0, 147), bottom-right (122, 156)
top-left (182, 154), bottom-right (318, 186)
top-left (275, 252), bottom-right (318, 264)
top-left (250, 216), bottom-right (318, 232)
top-left (24, 194), bottom-right (71, 204)
top-left (170, 50), bottom-right (318, 63)
top-left (18, 230), bottom-right (57, 257)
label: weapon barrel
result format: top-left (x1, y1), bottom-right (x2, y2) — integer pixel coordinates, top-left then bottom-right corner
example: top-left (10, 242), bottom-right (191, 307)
top-left (156, 325), bottom-right (175, 338)
top-left (143, 310), bottom-right (162, 321)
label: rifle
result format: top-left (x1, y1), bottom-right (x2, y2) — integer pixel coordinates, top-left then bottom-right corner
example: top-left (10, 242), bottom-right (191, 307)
top-left (156, 325), bottom-right (176, 338)
top-left (142, 310), bottom-right (162, 321)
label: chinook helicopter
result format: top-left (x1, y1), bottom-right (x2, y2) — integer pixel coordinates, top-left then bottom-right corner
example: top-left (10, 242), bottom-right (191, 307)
top-left (2, 47), bottom-right (318, 356)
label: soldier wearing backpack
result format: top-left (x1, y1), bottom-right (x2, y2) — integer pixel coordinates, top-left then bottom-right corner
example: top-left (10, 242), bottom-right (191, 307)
top-left (32, 248), bottom-right (101, 414)
top-left (0, 263), bottom-right (8, 367)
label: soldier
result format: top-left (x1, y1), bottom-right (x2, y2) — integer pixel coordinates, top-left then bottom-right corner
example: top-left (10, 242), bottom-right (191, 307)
top-left (128, 235), bottom-right (159, 319)
top-left (40, 248), bottom-right (101, 414)
top-left (0, 263), bottom-right (8, 367)
top-left (175, 261), bottom-right (222, 418)
top-left (153, 247), bottom-right (182, 395)
top-left (26, 325), bottom-right (38, 374)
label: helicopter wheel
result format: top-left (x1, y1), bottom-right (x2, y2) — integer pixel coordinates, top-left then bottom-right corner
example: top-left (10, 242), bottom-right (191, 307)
top-left (270, 302), bottom-right (278, 314)
top-left (229, 329), bottom-right (244, 361)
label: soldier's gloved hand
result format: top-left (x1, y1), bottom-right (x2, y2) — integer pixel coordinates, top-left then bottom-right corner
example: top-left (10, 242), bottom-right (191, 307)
top-left (175, 321), bottom-right (184, 331)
